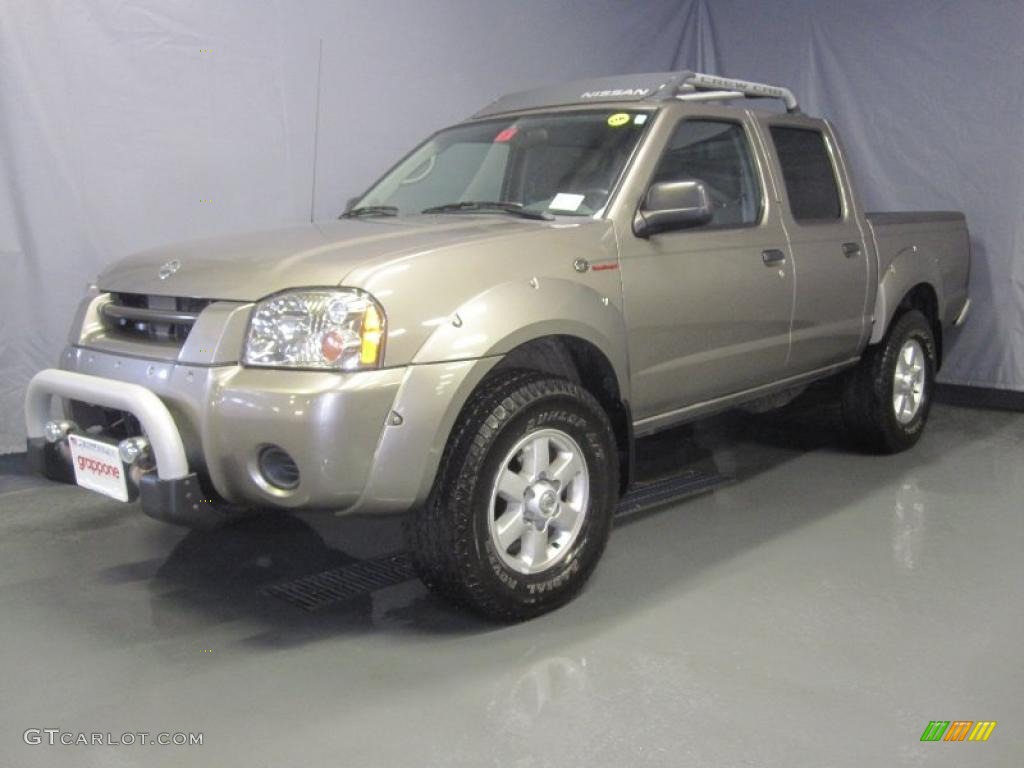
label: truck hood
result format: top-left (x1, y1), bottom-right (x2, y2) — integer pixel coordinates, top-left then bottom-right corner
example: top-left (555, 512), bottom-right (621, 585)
top-left (97, 216), bottom-right (565, 301)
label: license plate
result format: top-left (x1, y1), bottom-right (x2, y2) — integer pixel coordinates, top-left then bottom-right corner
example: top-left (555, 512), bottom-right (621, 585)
top-left (68, 434), bottom-right (130, 502)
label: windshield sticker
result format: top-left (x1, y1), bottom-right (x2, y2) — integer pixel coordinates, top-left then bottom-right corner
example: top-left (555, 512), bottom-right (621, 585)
top-left (633, 113), bottom-right (648, 125)
top-left (549, 193), bottom-right (585, 212)
top-left (494, 126), bottom-right (518, 143)
top-left (607, 113), bottom-right (630, 128)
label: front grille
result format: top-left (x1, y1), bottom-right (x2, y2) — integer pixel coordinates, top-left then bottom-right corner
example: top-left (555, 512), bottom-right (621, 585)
top-left (100, 293), bottom-right (211, 345)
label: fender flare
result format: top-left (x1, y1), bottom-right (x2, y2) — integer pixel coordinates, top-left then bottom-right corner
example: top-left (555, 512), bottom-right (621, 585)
top-left (411, 277), bottom-right (630, 398)
top-left (351, 278), bottom-right (630, 510)
top-left (869, 246), bottom-right (944, 344)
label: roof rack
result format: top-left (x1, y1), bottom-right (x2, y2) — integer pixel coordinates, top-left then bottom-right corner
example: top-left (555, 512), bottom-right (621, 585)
top-left (472, 71), bottom-right (801, 119)
top-left (653, 71), bottom-right (800, 113)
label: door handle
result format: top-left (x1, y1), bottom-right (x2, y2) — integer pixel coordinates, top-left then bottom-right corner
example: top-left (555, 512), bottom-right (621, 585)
top-left (761, 249), bottom-right (786, 266)
top-left (842, 241), bottom-right (862, 258)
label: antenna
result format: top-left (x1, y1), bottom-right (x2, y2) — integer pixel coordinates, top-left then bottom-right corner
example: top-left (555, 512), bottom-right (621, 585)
top-left (309, 38), bottom-right (323, 223)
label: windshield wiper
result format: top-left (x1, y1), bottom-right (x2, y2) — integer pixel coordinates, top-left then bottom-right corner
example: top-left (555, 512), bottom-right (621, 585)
top-left (340, 205), bottom-right (399, 219)
top-left (421, 201), bottom-right (553, 221)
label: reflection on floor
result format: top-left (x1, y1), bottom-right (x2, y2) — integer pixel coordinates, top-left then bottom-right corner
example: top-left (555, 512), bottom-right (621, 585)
top-left (1, 401), bottom-right (1021, 767)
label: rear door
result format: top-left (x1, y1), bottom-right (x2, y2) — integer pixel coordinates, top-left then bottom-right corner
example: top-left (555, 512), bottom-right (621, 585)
top-left (759, 119), bottom-right (872, 371)
top-left (616, 108), bottom-right (795, 428)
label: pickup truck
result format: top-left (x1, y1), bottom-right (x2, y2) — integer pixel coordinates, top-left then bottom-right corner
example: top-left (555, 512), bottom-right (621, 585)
top-left (25, 71), bottom-right (970, 621)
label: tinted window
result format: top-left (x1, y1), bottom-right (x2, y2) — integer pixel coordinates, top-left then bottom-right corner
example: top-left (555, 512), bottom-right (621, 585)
top-left (770, 127), bottom-right (842, 221)
top-left (652, 120), bottom-right (762, 227)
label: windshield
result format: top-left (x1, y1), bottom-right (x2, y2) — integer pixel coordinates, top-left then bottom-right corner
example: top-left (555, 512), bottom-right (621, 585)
top-left (350, 109), bottom-right (652, 218)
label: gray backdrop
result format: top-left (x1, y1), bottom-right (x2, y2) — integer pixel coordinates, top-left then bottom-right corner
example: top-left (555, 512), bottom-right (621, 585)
top-left (1, 0), bottom-right (1019, 451)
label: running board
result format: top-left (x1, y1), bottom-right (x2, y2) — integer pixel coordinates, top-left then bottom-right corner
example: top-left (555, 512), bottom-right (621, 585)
top-left (615, 467), bottom-right (731, 518)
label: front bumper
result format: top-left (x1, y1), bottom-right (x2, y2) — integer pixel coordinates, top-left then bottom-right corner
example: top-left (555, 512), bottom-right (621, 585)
top-left (26, 437), bottom-right (231, 528)
top-left (27, 345), bottom-right (494, 523)
top-left (27, 345), bottom-right (498, 523)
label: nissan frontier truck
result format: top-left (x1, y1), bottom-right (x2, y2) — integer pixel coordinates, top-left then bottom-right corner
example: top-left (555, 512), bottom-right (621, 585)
top-left (25, 72), bottom-right (971, 620)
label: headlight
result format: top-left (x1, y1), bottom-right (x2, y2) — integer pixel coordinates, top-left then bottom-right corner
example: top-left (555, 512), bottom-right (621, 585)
top-left (243, 289), bottom-right (385, 370)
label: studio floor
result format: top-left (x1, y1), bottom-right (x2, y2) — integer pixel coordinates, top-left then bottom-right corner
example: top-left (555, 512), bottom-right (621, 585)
top-left (0, 401), bottom-right (1020, 767)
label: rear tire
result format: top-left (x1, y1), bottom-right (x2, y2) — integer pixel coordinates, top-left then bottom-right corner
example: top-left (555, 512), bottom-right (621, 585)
top-left (841, 309), bottom-right (937, 453)
top-left (406, 370), bottom-right (619, 622)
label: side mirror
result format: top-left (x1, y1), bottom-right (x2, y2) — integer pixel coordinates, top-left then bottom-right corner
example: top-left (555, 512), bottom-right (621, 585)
top-left (633, 180), bottom-right (713, 237)
top-left (344, 196), bottom-right (360, 213)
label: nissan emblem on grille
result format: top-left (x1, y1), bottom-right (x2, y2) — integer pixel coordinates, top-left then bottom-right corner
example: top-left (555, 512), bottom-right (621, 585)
top-left (158, 259), bottom-right (181, 280)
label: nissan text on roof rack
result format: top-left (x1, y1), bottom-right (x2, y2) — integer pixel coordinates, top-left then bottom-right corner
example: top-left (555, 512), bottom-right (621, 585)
top-left (25, 71), bottom-right (970, 621)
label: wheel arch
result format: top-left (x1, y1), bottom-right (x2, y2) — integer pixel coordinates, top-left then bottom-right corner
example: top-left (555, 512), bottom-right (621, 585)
top-left (869, 245), bottom-right (945, 358)
top-left (873, 281), bottom-right (943, 369)
top-left (491, 335), bottom-right (634, 493)
top-left (359, 329), bottom-right (633, 515)
top-left (385, 278), bottom-right (633, 506)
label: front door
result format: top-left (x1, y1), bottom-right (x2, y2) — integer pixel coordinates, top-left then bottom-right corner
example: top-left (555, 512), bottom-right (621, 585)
top-left (618, 116), bottom-right (795, 427)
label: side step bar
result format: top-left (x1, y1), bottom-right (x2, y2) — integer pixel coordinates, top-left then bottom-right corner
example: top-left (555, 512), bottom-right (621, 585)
top-left (616, 468), bottom-right (731, 518)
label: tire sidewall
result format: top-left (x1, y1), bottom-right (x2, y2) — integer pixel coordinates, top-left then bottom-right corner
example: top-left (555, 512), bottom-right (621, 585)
top-left (468, 394), bottom-right (616, 610)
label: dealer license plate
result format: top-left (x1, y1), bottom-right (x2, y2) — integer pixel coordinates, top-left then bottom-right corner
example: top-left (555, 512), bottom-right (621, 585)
top-left (68, 434), bottom-right (130, 502)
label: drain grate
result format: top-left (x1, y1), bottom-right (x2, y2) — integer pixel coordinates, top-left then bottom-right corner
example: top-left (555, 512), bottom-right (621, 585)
top-left (615, 468), bottom-right (730, 518)
top-left (263, 552), bottom-right (416, 611)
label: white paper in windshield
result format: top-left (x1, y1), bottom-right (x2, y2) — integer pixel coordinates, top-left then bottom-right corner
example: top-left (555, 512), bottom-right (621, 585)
top-left (549, 193), bottom-right (585, 212)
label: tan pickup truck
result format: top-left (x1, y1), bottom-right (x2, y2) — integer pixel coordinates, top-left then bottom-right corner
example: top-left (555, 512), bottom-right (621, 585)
top-left (25, 72), bottom-right (970, 620)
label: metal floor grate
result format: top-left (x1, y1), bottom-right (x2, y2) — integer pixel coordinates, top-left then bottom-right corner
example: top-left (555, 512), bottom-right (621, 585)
top-left (265, 468), bottom-right (729, 611)
top-left (263, 552), bottom-right (415, 611)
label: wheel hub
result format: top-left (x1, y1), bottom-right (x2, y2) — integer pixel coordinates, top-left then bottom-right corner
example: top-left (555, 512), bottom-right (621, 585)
top-left (523, 482), bottom-right (560, 528)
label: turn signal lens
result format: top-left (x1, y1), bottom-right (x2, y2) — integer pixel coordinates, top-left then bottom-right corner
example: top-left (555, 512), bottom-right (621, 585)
top-left (360, 304), bottom-right (383, 366)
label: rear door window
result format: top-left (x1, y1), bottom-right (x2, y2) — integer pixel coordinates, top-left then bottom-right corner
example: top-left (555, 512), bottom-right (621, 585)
top-left (769, 127), bottom-right (842, 222)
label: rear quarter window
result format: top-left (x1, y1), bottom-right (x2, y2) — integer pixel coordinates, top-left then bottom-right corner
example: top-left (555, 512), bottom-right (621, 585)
top-left (769, 126), bottom-right (842, 222)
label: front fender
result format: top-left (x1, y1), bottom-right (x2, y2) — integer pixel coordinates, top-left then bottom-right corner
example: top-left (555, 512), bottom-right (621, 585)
top-left (346, 356), bottom-right (502, 514)
top-left (411, 277), bottom-right (630, 398)
top-left (347, 277), bottom-right (629, 512)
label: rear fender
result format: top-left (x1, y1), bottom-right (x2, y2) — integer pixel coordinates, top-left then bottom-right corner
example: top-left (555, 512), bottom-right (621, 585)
top-left (869, 246), bottom-right (944, 344)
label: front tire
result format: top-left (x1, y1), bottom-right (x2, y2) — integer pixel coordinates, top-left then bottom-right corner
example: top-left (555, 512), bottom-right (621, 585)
top-left (407, 371), bottom-right (619, 622)
top-left (842, 309), bottom-right (937, 453)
